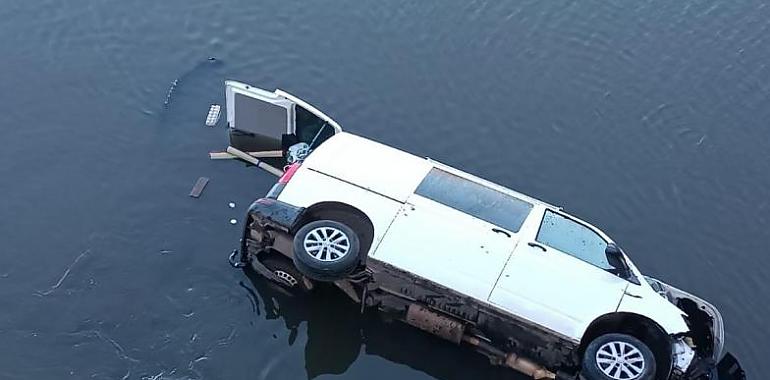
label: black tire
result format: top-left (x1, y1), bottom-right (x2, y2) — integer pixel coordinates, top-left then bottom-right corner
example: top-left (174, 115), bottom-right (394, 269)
top-left (292, 219), bottom-right (361, 282)
top-left (261, 255), bottom-right (312, 293)
top-left (582, 333), bottom-right (656, 380)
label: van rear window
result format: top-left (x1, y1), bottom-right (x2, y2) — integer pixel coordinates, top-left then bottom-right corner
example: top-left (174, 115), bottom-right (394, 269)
top-left (415, 168), bottom-right (533, 232)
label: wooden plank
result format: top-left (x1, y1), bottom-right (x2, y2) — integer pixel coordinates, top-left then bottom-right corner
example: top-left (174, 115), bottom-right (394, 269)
top-left (209, 150), bottom-right (283, 160)
top-left (208, 152), bottom-right (234, 160)
top-left (189, 177), bottom-right (210, 198)
top-left (226, 146), bottom-right (283, 177)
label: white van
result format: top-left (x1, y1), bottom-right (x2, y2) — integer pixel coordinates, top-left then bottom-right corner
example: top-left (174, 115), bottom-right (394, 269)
top-left (224, 81), bottom-right (744, 380)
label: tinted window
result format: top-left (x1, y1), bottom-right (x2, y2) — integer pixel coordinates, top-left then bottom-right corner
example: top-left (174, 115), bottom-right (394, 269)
top-left (415, 168), bottom-right (533, 232)
top-left (536, 211), bottom-right (611, 269)
top-left (295, 106), bottom-right (334, 148)
top-left (234, 93), bottom-right (287, 136)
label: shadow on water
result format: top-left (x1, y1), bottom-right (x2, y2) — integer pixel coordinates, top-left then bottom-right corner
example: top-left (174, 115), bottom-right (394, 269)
top-left (240, 269), bottom-right (523, 380)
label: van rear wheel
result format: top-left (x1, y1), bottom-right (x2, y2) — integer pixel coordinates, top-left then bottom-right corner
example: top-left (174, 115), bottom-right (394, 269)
top-left (582, 333), bottom-right (655, 380)
top-left (292, 219), bottom-right (361, 282)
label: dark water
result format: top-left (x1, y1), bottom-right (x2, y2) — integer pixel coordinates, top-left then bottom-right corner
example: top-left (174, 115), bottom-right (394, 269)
top-left (1, 1), bottom-right (768, 378)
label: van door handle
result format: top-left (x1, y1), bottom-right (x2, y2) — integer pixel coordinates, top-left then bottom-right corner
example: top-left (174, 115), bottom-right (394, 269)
top-left (491, 228), bottom-right (511, 238)
top-left (527, 242), bottom-right (547, 252)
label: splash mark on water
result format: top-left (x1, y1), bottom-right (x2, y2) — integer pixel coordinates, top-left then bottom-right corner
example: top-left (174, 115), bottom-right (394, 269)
top-left (142, 371), bottom-right (165, 380)
top-left (36, 249), bottom-right (91, 296)
top-left (89, 329), bottom-right (140, 364)
top-left (186, 326), bottom-right (237, 379)
top-left (239, 280), bottom-right (261, 317)
top-left (66, 329), bottom-right (140, 378)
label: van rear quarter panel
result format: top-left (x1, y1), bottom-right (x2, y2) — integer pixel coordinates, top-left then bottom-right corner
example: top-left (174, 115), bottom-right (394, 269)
top-left (302, 133), bottom-right (433, 202)
top-left (277, 167), bottom-right (404, 257)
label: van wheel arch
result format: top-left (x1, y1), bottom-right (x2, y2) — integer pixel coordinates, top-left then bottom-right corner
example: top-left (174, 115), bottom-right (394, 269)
top-left (580, 313), bottom-right (673, 380)
top-left (296, 202), bottom-right (375, 257)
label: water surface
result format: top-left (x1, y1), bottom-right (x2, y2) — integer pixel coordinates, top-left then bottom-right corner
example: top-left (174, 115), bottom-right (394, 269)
top-left (1, 1), bottom-right (767, 378)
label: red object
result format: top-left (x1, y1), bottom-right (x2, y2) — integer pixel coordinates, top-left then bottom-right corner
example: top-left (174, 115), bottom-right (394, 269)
top-left (278, 163), bottom-right (301, 184)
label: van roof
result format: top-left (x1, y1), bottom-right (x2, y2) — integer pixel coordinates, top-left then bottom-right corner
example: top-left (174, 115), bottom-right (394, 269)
top-left (304, 132), bottom-right (555, 208)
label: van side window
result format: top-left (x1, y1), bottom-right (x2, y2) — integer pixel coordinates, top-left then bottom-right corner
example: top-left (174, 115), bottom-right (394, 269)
top-left (415, 168), bottom-right (533, 232)
top-left (536, 211), bottom-right (612, 270)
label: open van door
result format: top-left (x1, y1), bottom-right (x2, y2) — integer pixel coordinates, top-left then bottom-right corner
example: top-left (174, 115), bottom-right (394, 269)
top-left (225, 81), bottom-right (342, 166)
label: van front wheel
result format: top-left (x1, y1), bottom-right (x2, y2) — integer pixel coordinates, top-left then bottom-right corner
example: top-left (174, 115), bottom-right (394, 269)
top-left (582, 333), bottom-right (655, 380)
top-left (292, 219), bottom-right (361, 282)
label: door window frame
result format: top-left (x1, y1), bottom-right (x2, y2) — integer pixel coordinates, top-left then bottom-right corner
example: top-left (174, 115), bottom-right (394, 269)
top-left (534, 209), bottom-right (615, 272)
top-left (276, 89), bottom-right (343, 133)
top-left (225, 81), bottom-right (294, 134)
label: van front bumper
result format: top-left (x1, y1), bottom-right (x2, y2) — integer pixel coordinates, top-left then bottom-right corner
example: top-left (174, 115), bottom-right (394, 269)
top-left (646, 277), bottom-right (746, 380)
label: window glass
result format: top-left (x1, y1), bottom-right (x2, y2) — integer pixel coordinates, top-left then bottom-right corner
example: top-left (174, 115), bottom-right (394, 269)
top-left (415, 168), bottom-right (533, 232)
top-left (295, 106), bottom-right (334, 148)
top-left (234, 93), bottom-right (287, 136)
top-left (536, 211), bottom-right (612, 269)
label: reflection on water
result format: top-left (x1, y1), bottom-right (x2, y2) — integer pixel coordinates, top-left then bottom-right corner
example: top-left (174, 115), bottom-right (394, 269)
top-left (241, 269), bottom-right (519, 380)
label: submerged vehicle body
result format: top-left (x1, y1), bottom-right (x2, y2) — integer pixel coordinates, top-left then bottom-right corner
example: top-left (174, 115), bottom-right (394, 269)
top-left (223, 81), bottom-right (745, 380)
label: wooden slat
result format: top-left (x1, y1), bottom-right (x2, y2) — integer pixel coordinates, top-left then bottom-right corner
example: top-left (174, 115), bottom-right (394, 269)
top-left (189, 177), bottom-right (210, 198)
top-left (209, 150), bottom-right (283, 160)
top-left (226, 146), bottom-right (283, 177)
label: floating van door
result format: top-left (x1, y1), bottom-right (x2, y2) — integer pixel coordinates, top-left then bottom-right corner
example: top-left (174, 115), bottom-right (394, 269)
top-left (225, 81), bottom-right (342, 165)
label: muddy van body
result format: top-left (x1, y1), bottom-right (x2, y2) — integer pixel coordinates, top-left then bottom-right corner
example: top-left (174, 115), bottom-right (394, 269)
top-left (224, 81), bottom-right (745, 380)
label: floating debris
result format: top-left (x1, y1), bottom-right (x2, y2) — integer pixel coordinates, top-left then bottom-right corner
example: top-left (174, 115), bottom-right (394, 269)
top-left (226, 146), bottom-right (284, 177)
top-left (163, 79), bottom-right (179, 108)
top-left (189, 177), bottom-right (210, 198)
top-left (228, 202), bottom-right (236, 208)
top-left (205, 104), bottom-right (221, 127)
top-left (229, 219), bottom-right (238, 225)
top-left (209, 150), bottom-right (283, 160)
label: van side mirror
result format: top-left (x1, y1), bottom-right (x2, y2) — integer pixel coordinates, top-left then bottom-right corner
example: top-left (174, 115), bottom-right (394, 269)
top-left (605, 243), bottom-right (631, 277)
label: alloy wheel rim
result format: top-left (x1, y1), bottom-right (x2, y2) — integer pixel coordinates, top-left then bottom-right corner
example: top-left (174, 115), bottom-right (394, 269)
top-left (273, 270), bottom-right (298, 287)
top-left (595, 341), bottom-right (645, 379)
top-left (303, 226), bottom-right (350, 262)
